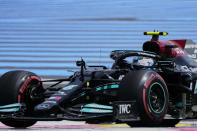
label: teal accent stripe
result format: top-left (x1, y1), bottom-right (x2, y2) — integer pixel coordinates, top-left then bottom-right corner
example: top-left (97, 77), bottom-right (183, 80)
top-left (96, 87), bottom-right (102, 91)
top-left (104, 86), bottom-right (108, 89)
top-left (80, 108), bottom-right (113, 113)
top-left (84, 103), bottom-right (113, 110)
top-left (111, 84), bottom-right (119, 88)
top-left (0, 108), bottom-right (20, 112)
top-left (71, 92), bottom-right (86, 101)
top-left (194, 80), bottom-right (197, 94)
top-left (96, 84), bottom-right (119, 91)
top-left (0, 103), bottom-right (22, 109)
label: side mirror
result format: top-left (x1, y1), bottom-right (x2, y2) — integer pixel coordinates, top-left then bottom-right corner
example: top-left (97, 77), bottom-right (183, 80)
top-left (76, 60), bottom-right (85, 67)
top-left (76, 59), bottom-right (87, 81)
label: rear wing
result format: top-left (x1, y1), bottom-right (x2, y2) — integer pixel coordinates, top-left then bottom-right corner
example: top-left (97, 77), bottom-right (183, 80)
top-left (144, 31), bottom-right (168, 41)
top-left (143, 31), bottom-right (197, 60)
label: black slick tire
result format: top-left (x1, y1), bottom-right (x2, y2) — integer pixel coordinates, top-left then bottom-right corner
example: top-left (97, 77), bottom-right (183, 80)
top-left (0, 70), bottom-right (44, 128)
top-left (118, 70), bottom-right (169, 126)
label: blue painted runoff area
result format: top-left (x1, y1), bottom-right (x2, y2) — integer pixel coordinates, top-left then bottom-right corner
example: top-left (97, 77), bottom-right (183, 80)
top-left (0, 0), bottom-right (197, 76)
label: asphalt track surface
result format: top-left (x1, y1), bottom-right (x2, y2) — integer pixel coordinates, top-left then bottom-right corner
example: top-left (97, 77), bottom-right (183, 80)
top-left (0, 120), bottom-right (197, 131)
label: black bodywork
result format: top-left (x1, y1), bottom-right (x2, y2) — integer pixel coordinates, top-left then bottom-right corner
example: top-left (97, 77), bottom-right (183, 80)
top-left (1, 32), bottom-right (197, 126)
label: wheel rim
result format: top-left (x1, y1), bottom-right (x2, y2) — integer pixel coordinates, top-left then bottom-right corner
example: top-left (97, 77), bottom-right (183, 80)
top-left (22, 80), bottom-right (44, 113)
top-left (148, 82), bottom-right (166, 114)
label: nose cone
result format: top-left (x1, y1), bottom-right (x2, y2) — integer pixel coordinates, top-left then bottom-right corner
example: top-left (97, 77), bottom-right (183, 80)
top-left (34, 102), bottom-right (57, 113)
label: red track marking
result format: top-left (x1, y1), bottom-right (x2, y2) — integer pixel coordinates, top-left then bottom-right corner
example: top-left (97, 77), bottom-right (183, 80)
top-left (179, 128), bottom-right (197, 131)
top-left (0, 124), bottom-right (103, 129)
top-left (31, 124), bottom-right (102, 128)
top-left (0, 126), bottom-right (11, 129)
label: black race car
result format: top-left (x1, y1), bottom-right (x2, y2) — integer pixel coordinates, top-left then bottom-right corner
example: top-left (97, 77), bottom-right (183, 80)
top-left (0, 32), bottom-right (197, 128)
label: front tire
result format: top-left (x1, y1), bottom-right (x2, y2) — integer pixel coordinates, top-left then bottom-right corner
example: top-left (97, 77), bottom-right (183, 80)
top-left (0, 70), bottom-right (44, 128)
top-left (119, 70), bottom-right (169, 124)
top-left (1, 120), bottom-right (37, 128)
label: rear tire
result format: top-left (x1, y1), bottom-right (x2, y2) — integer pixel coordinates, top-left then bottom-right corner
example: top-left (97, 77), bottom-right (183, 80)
top-left (119, 70), bottom-right (169, 124)
top-left (0, 70), bottom-right (44, 128)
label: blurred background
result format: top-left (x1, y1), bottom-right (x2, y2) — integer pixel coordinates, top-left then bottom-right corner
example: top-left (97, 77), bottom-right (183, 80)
top-left (0, 0), bottom-right (197, 77)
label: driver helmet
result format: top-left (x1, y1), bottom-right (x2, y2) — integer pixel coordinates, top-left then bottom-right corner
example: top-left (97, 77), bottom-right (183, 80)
top-left (133, 56), bottom-right (154, 66)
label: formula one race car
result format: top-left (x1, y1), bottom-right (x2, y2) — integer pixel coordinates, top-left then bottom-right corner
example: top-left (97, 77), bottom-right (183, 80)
top-left (1, 32), bottom-right (197, 128)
